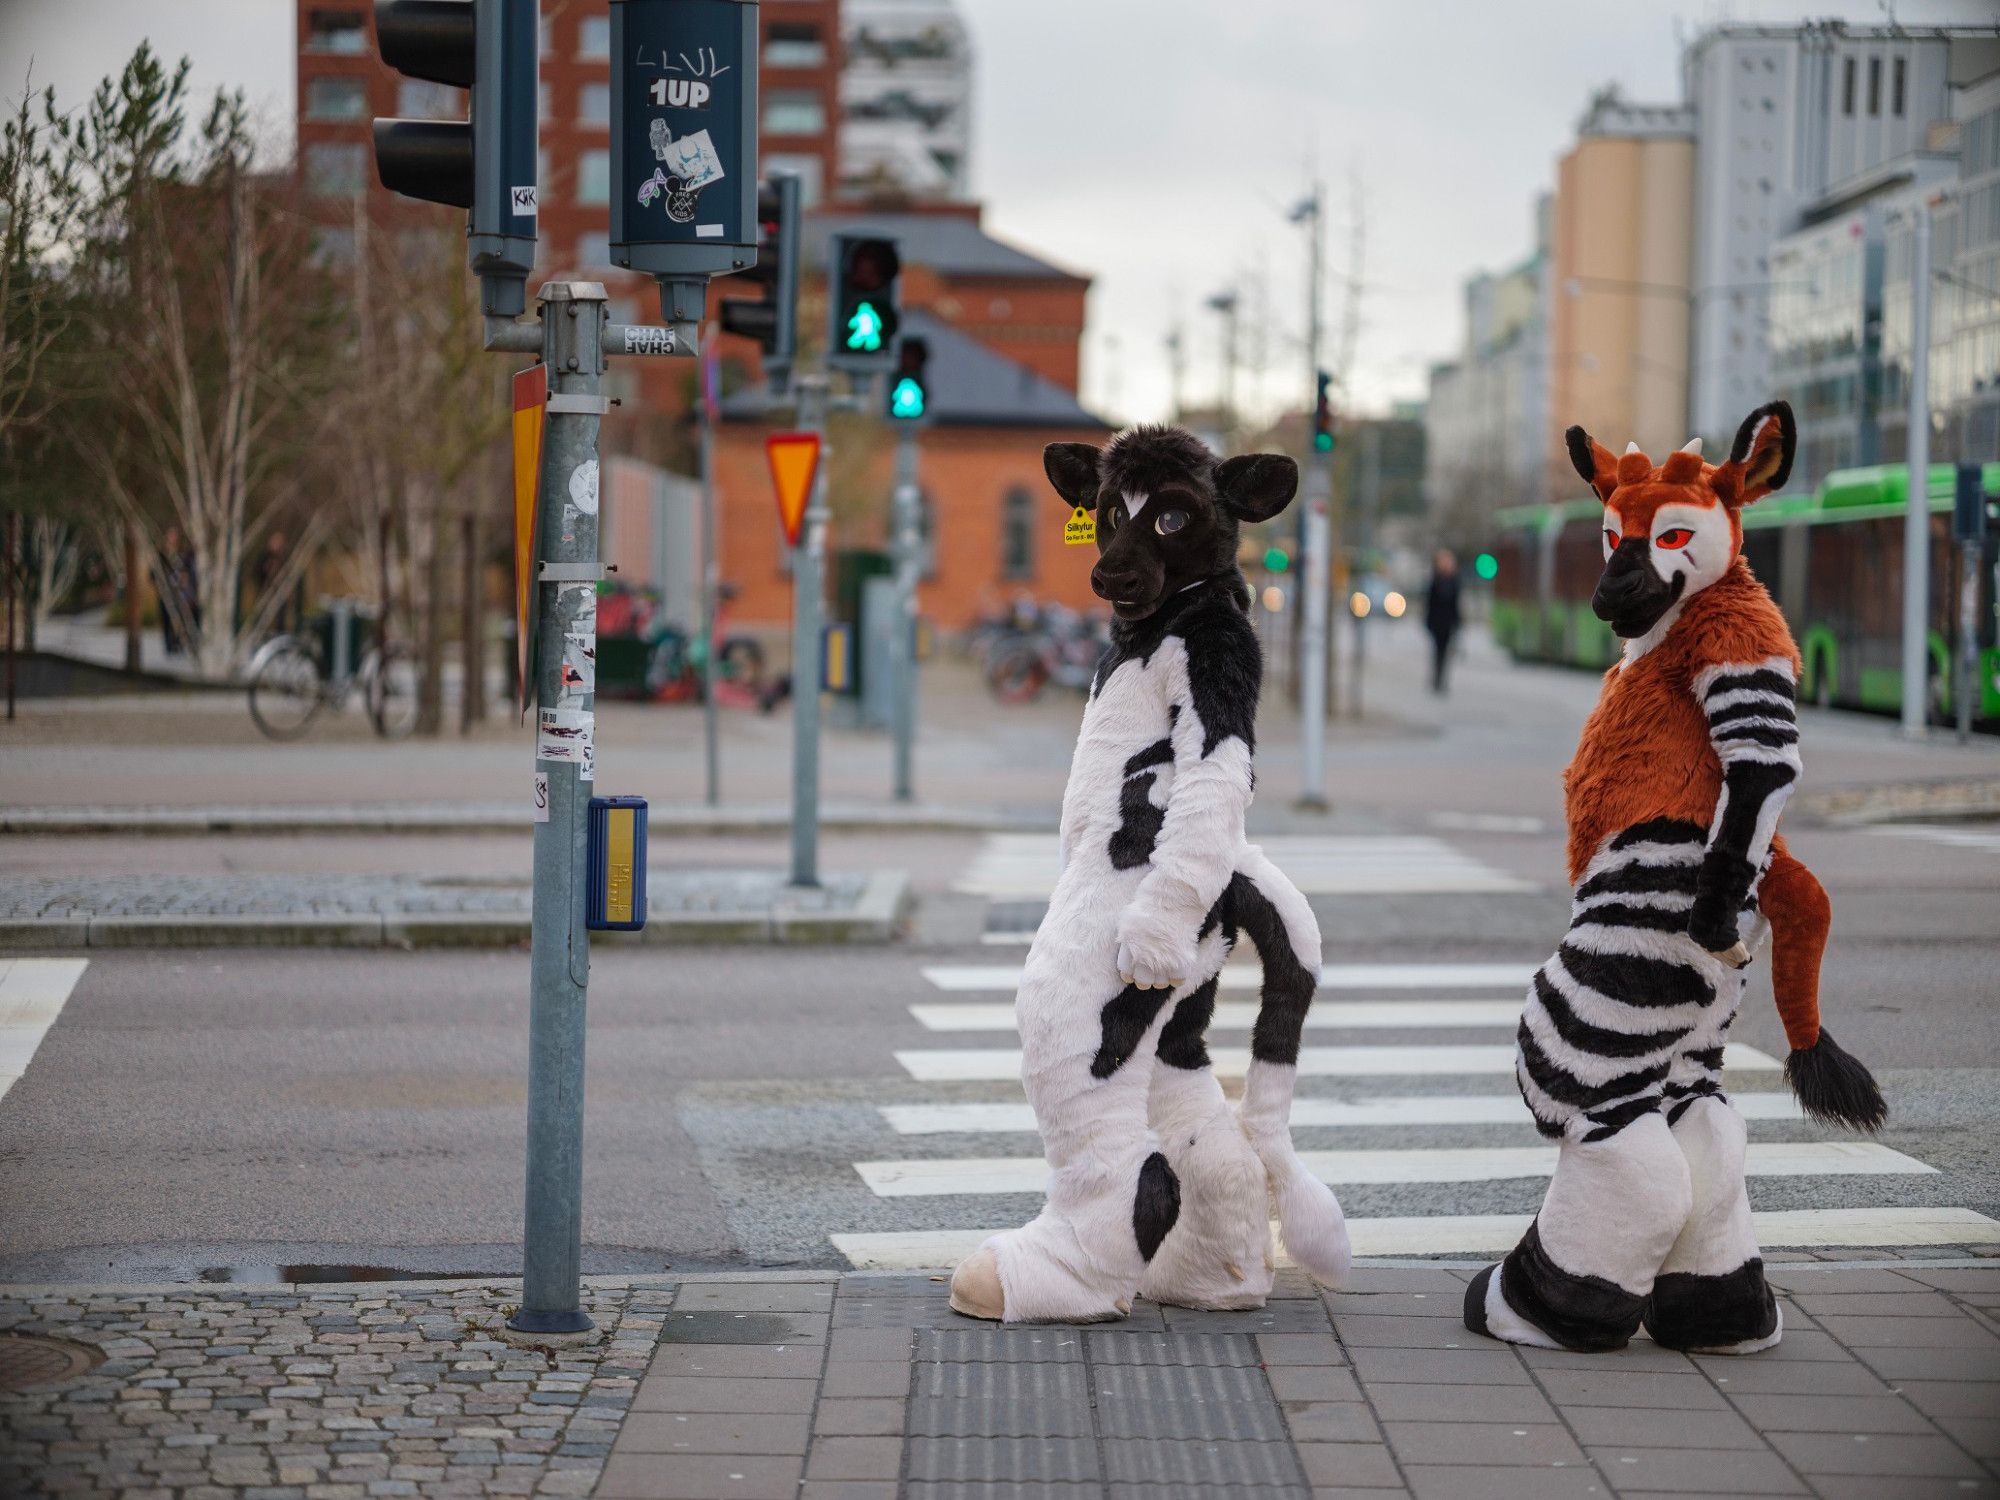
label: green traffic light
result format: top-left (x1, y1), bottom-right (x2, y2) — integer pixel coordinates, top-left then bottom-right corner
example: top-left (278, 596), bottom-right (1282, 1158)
top-left (846, 301), bottom-right (884, 351)
top-left (891, 377), bottom-right (925, 419)
top-left (1264, 546), bottom-right (1290, 573)
top-left (1474, 552), bottom-right (1499, 581)
top-left (1313, 431), bottom-right (1333, 453)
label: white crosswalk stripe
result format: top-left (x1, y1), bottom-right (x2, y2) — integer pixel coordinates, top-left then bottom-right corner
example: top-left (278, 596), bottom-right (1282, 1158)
top-left (893, 1043), bottom-right (1784, 1081)
top-left (0, 958), bottom-right (88, 1105)
top-left (954, 833), bottom-right (1538, 899)
top-left (821, 834), bottom-right (2000, 1265)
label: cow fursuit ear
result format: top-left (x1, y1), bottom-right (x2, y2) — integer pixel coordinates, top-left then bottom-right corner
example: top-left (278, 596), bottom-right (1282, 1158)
top-left (1043, 442), bottom-right (1102, 510)
top-left (1216, 453), bottom-right (1298, 522)
top-left (1564, 424), bottom-right (1620, 501)
top-left (1714, 400), bottom-right (1796, 507)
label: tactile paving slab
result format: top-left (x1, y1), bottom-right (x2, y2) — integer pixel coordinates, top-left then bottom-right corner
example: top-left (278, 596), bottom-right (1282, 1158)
top-left (909, 1359), bottom-right (1093, 1437)
top-left (1085, 1330), bottom-right (1258, 1367)
top-left (918, 1327), bottom-right (1086, 1364)
top-left (905, 1433), bottom-right (1103, 1483)
top-left (1100, 1435), bottom-right (1308, 1489)
top-left (1092, 1361), bottom-right (1292, 1442)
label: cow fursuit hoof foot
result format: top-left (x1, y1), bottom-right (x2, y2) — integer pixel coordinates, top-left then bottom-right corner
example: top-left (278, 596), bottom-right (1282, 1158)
top-left (949, 1246), bottom-right (1134, 1324)
top-left (949, 1249), bottom-right (1006, 1321)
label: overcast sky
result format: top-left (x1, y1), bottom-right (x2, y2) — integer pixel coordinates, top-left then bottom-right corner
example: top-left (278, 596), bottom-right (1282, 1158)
top-left (5, 1), bottom-right (1994, 426)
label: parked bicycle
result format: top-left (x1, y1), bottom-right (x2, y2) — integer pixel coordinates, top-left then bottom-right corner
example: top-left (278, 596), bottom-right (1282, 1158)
top-left (982, 602), bottom-right (1108, 704)
top-left (246, 602), bottom-right (418, 741)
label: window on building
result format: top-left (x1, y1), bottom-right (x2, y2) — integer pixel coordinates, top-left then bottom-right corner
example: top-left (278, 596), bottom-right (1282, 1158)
top-left (577, 149), bottom-right (610, 204)
top-left (766, 23), bottom-right (826, 67)
top-left (397, 78), bottom-right (459, 119)
top-left (306, 9), bottom-right (366, 53)
top-left (1868, 56), bottom-right (1881, 116)
top-left (1842, 57), bottom-right (1855, 115)
top-left (578, 16), bottom-right (610, 57)
top-left (303, 142), bottom-right (367, 197)
top-left (305, 77), bottom-right (367, 120)
top-left (1893, 57), bottom-right (1906, 117)
top-left (579, 82), bottom-right (610, 125)
top-left (764, 90), bottom-right (826, 135)
top-left (1001, 487), bottom-right (1035, 581)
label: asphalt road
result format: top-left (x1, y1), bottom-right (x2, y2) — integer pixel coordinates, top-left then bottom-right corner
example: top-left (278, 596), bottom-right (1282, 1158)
top-left (2, 629), bottom-right (1995, 1282)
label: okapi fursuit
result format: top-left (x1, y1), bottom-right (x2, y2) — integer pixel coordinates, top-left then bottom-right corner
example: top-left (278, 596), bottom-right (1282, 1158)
top-left (1465, 400), bottom-right (1887, 1357)
top-left (949, 426), bottom-right (1351, 1324)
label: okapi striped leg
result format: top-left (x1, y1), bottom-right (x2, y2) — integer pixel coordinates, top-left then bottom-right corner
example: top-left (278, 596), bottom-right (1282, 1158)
top-left (1644, 1094), bottom-right (1781, 1353)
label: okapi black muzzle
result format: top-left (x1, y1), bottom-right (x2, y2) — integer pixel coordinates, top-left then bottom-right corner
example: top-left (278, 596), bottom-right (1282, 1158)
top-left (1592, 538), bottom-right (1685, 638)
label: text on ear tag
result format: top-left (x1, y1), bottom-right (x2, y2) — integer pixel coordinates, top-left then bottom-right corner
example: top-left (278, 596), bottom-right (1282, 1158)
top-left (1063, 506), bottom-right (1097, 546)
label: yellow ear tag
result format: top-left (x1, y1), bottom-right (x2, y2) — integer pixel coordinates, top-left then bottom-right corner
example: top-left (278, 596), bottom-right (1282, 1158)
top-left (1063, 506), bottom-right (1097, 546)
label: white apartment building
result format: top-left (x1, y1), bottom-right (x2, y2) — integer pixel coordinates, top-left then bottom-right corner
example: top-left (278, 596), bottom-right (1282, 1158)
top-left (839, 0), bottom-right (974, 201)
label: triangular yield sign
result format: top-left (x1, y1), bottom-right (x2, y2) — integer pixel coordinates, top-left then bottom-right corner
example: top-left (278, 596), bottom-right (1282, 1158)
top-left (765, 430), bottom-right (821, 549)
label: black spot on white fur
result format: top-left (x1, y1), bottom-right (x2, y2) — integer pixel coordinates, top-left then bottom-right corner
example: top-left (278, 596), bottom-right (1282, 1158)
top-left (1132, 1151), bottom-right (1181, 1261)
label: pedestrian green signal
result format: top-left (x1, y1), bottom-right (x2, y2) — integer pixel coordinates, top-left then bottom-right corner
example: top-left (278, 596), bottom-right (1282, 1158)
top-left (1313, 431), bottom-right (1333, 454)
top-left (1474, 552), bottom-right (1498, 580)
top-left (890, 376), bottom-right (925, 419)
top-left (1264, 546), bottom-right (1290, 573)
top-left (846, 300), bottom-right (885, 352)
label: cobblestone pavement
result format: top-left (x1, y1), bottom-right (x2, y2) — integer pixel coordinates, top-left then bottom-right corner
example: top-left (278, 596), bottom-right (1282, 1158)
top-left (0, 872), bottom-right (869, 921)
top-left (5, 1263), bottom-right (1998, 1500)
top-left (0, 1280), bottom-right (666, 1500)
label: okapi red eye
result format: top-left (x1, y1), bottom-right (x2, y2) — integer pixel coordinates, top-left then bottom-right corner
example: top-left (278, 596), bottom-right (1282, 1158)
top-left (1603, 528), bottom-right (1619, 549)
top-left (1655, 528), bottom-right (1694, 550)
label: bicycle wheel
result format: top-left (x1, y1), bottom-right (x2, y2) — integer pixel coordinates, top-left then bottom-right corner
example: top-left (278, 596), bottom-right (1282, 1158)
top-left (247, 637), bottom-right (327, 740)
top-left (718, 636), bottom-right (765, 687)
top-left (986, 646), bottom-right (1048, 705)
top-left (366, 643), bottom-right (421, 739)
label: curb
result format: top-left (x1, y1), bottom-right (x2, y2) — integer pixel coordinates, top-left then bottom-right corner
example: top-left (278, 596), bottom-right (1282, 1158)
top-left (0, 871), bottom-right (911, 951)
top-left (1796, 774), bottom-right (2000, 827)
top-left (0, 803), bottom-right (1054, 837)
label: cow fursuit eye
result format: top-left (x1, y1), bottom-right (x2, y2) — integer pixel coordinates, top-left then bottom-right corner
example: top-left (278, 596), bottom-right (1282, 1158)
top-left (1155, 509), bottom-right (1188, 536)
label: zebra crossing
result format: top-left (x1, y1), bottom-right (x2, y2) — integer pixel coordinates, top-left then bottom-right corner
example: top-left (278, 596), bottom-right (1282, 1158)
top-left (825, 950), bottom-right (2000, 1269)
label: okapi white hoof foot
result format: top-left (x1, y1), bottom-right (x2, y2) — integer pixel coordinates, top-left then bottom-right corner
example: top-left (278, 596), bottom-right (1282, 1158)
top-left (949, 1248), bottom-right (1005, 1321)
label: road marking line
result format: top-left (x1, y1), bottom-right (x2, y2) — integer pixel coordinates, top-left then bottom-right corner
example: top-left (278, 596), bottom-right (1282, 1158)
top-left (920, 963), bottom-right (1538, 993)
top-left (909, 999), bottom-right (1528, 1033)
top-left (1868, 824), bottom-right (2000, 854)
top-left (953, 834), bottom-right (1538, 898)
top-left (831, 1207), bottom-right (2000, 1268)
top-left (0, 958), bottom-right (89, 1105)
top-left (876, 1092), bottom-right (1808, 1135)
top-left (893, 1043), bottom-right (1783, 1081)
top-left (851, 1141), bottom-right (1933, 1198)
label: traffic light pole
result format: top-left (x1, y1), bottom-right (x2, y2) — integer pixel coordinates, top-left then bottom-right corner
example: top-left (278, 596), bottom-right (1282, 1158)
top-left (890, 425), bottom-right (921, 802)
top-left (512, 282), bottom-right (607, 1335)
top-left (791, 375), bottom-right (830, 887)
top-left (1296, 456), bottom-right (1331, 811)
top-left (1901, 200), bottom-right (1933, 739)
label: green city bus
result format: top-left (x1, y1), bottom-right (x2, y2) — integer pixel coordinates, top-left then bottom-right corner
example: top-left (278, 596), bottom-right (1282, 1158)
top-left (1489, 462), bottom-right (2000, 725)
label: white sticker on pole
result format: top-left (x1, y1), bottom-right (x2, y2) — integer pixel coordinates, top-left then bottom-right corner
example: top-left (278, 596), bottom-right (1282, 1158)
top-left (568, 459), bottom-right (600, 517)
top-left (565, 583), bottom-right (597, 637)
top-left (560, 633), bottom-right (595, 699)
top-left (532, 771), bottom-right (550, 822)
top-left (537, 707), bottom-right (593, 766)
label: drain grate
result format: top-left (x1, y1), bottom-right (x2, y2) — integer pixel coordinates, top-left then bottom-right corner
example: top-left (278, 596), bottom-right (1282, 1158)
top-left (0, 1333), bottom-right (103, 1392)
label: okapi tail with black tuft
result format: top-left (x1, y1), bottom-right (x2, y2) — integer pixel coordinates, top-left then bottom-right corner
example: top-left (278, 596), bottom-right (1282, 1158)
top-left (1226, 869), bottom-right (1352, 1286)
top-left (1761, 849), bottom-right (1887, 1132)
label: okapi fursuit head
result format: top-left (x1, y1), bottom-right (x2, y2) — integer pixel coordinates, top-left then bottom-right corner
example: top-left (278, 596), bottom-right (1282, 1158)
top-left (949, 426), bottom-right (1351, 1324)
top-left (1465, 400), bottom-right (1887, 1357)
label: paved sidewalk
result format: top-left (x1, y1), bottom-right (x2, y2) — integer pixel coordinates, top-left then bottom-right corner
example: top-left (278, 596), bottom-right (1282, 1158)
top-left (4, 1263), bottom-right (1996, 1500)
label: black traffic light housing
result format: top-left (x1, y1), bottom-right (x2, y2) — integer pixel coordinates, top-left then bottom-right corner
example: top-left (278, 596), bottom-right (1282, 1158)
top-left (827, 234), bottom-right (901, 373)
top-left (719, 174), bottom-right (801, 389)
top-left (1312, 369), bottom-right (1335, 455)
top-left (888, 336), bottom-right (930, 421)
top-left (372, 0), bottom-right (538, 318)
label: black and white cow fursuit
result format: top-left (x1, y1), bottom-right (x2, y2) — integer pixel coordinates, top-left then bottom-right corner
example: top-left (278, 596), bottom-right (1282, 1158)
top-left (948, 426), bottom-right (1351, 1324)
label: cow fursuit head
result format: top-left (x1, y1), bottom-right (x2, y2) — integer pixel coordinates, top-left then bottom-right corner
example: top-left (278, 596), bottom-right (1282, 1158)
top-left (1044, 426), bottom-right (1298, 621)
top-left (1567, 402), bottom-right (1797, 654)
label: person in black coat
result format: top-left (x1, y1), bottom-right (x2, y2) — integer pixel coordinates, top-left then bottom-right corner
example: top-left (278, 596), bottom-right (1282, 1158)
top-left (1425, 548), bottom-right (1462, 695)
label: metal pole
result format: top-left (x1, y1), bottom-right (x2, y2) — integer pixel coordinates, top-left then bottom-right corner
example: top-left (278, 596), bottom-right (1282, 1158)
top-left (1297, 478), bottom-right (1330, 810)
top-left (700, 337), bottom-right (721, 808)
top-left (1901, 202), bottom-right (1933, 738)
top-left (511, 281), bottom-right (605, 1336)
top-left (1958, 537), bottom-right (1979, 744)
top-left (4, 510), bottom-right (15, 722)
top-left (790, 375), bottom-right (828, 887)
top-left (890, 424), bottom-right (921, 802)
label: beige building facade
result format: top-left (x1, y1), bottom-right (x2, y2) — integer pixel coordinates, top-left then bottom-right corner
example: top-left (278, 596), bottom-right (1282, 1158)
top-left (1548, 92), bottom-right (1695, 497)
